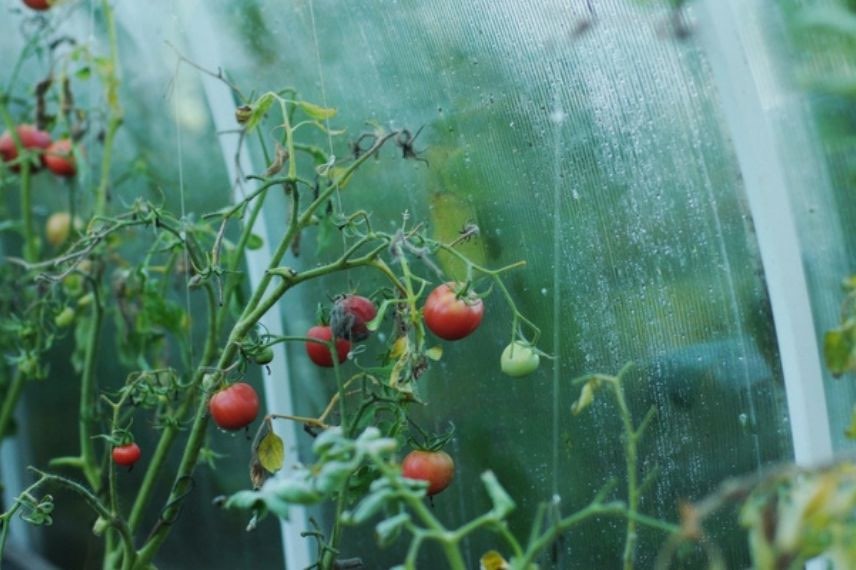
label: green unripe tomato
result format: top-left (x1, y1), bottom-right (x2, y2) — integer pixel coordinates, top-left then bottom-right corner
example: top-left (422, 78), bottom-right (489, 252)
top-left (54, 306), bottom-right (76, 328)
top-left (500, 342), bottom-right (540, 377)
top-left (253, 346), bottom-right (274, 365)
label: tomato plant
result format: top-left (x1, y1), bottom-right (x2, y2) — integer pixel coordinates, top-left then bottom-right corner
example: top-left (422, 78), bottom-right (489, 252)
top-left (112, 443), bottom-right (141, 467)
top-left (305, 325), bottom-right (351, 367)
top-left (500, 341), bottom-right (540, 377)
top-left (423, 282), bottom-right (484, 340)
top-left (0, 124), bottom-right (51, 171)
top-left (209, 383), bottom-right (260, 430)
top-left (330, 294), bottom-right (377, 341)
top-left (44, 139), bottom-right (76, 177)
top-left (401, 449), bottom-right (455, 496)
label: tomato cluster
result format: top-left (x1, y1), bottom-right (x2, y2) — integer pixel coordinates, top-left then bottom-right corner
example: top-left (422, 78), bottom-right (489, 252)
top-left (305, 294), bottom-right (378, 367)
top-left (0, 125), bottom-right (76, 177)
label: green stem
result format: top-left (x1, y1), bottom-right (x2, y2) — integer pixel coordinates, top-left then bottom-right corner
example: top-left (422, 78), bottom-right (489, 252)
top-left (0, 96), bottom-right (37, 261)
top-left (31, 469), bottom-right (137, 567)
top-left (78, 287), bottom-right (103, 489)
top-left (0, 371), bottom-right (25, 447)
top-left (94, 0), bottom-right (123, 217)
top-left (610, 372), bottom-right (640, 570)
top-left (18, 161), bottom-right (36, 261)
top-left (320, 352), bottom-right (352, 570)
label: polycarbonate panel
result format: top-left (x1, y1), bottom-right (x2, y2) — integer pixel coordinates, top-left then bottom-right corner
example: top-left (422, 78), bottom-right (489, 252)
top-left (212, 1), bottom-right (793, 567)
top-left (10, 0), bottom-right (856, 568)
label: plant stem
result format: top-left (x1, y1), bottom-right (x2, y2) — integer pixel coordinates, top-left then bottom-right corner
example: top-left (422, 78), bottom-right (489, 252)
top-left (78, 288), bottom-right (103, 490)
top-left (0, 370), bottom-right (25, 448)
top-left (94, 0), bottom-right (123, 217)
top-left (609, 368), bottom-right (640, 570)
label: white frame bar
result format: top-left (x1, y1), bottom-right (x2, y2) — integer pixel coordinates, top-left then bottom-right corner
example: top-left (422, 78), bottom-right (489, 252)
top-left (697, 1), bottom-right (834, 466)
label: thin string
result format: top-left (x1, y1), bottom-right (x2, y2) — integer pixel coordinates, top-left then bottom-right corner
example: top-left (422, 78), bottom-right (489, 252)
top-left (308, 0), bottom-right (348, 262)
top-left (550, 86), bottom-right (563, 500)
top-left (171, 10), bottom-right (194, 366)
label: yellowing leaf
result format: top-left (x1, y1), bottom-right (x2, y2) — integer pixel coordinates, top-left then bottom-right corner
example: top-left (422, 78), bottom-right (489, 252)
top-left (328, 166), bottom-right (354, 188)
top-left (245, 92), bottom-right (277, 133)
top-left (425, 346), bottom-right (443, 361)
top-left (480, 550), bottom-right (509, 570)
top-left (297, 100), bottom-right (337, 120)
top-left (571, 380), bottom-right (597, 415)
top-left (390, 336), bottom-right (408, 359)
top-left (258, 431), bottom-right (285, 473)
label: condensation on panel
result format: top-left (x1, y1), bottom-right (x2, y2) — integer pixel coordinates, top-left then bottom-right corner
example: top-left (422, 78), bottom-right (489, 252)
top-left (192, 0), bottom-right (795, 567)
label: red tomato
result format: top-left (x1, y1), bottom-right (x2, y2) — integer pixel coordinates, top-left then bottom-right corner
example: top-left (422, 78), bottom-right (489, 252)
top-left (0, 125), bottom-right (52, 171)
top-left (22, 0), bottom-right (51, 10)
top-left (423, 282), bottom-right (484, 340)
top-left (402, 450), bottom-right (455, 496)
top-left (331, 294), bottom-right (377, 342)
top-left (305, 325), bottom-right (351, 367)
top-left (209, 382), bottom-right (260, 430)
top-left (44, 139), bottom-right (76, 177)
top-left (112, 443), bottom-right (142, 467)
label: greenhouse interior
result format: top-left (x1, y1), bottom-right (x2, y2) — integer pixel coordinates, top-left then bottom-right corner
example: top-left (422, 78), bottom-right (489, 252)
top-left (1, 0), bottom-right (855, 568)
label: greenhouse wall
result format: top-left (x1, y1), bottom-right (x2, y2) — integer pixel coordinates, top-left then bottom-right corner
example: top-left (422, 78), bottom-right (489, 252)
top-left (1, 1), bottom-right (855, 569)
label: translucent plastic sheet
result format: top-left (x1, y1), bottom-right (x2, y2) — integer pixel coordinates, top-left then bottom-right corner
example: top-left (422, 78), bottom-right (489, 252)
top-left (4, 0), bottom-right (856, 568)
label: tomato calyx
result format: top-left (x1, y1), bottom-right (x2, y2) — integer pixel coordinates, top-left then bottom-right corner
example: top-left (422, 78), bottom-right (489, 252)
top-left (407, 419), bottom-right (455, 453)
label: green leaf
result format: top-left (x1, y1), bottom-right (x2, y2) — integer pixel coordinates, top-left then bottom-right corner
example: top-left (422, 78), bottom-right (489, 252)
top-left (375, 512), bottom-right (410, 546)
top-left (481, 471), bottom-right (516, 517)
top-left (315, 461), bottom-right (357, 495)
top-left (246, 233), bottom-right (264, 250)
top-left (296, 100), bottom-right (337, 120)
top-left (245, 92), bottom-right (277, 133)
top-left (257, 432), bottom-right (285, 474)
top-left (343, 489), bottom-right (393, 525)
top-left (223, 490), bottom-right (263, 510)
top-left (313, 427), bottom-right (345, 456)
top-left (266, 477), bottom-right (323, 505)
top-left (824, 322), bottom-right (856, 377)
top-left (315, 211), bottom-right (338, 254)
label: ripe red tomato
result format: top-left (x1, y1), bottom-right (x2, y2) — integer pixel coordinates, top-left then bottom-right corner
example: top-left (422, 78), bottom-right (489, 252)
top-left (209, 382), bottom-right (260, 430)
top-left (112, 443), bottom-right (141, 467)
top-left (305, 325), bottom-right (351, 367)
top-left (423, 282), bottom-right (484, 340)
top-left (44, 139), bottom-right (76, 177)
top-left (401, 450), bottom-right (455, 496)
top-left (22, 0), bottom-right (51, 10)
top-left (0, 125), bottom-right (52, 171)
top-left (331, 294), bottom-right (377, 342)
